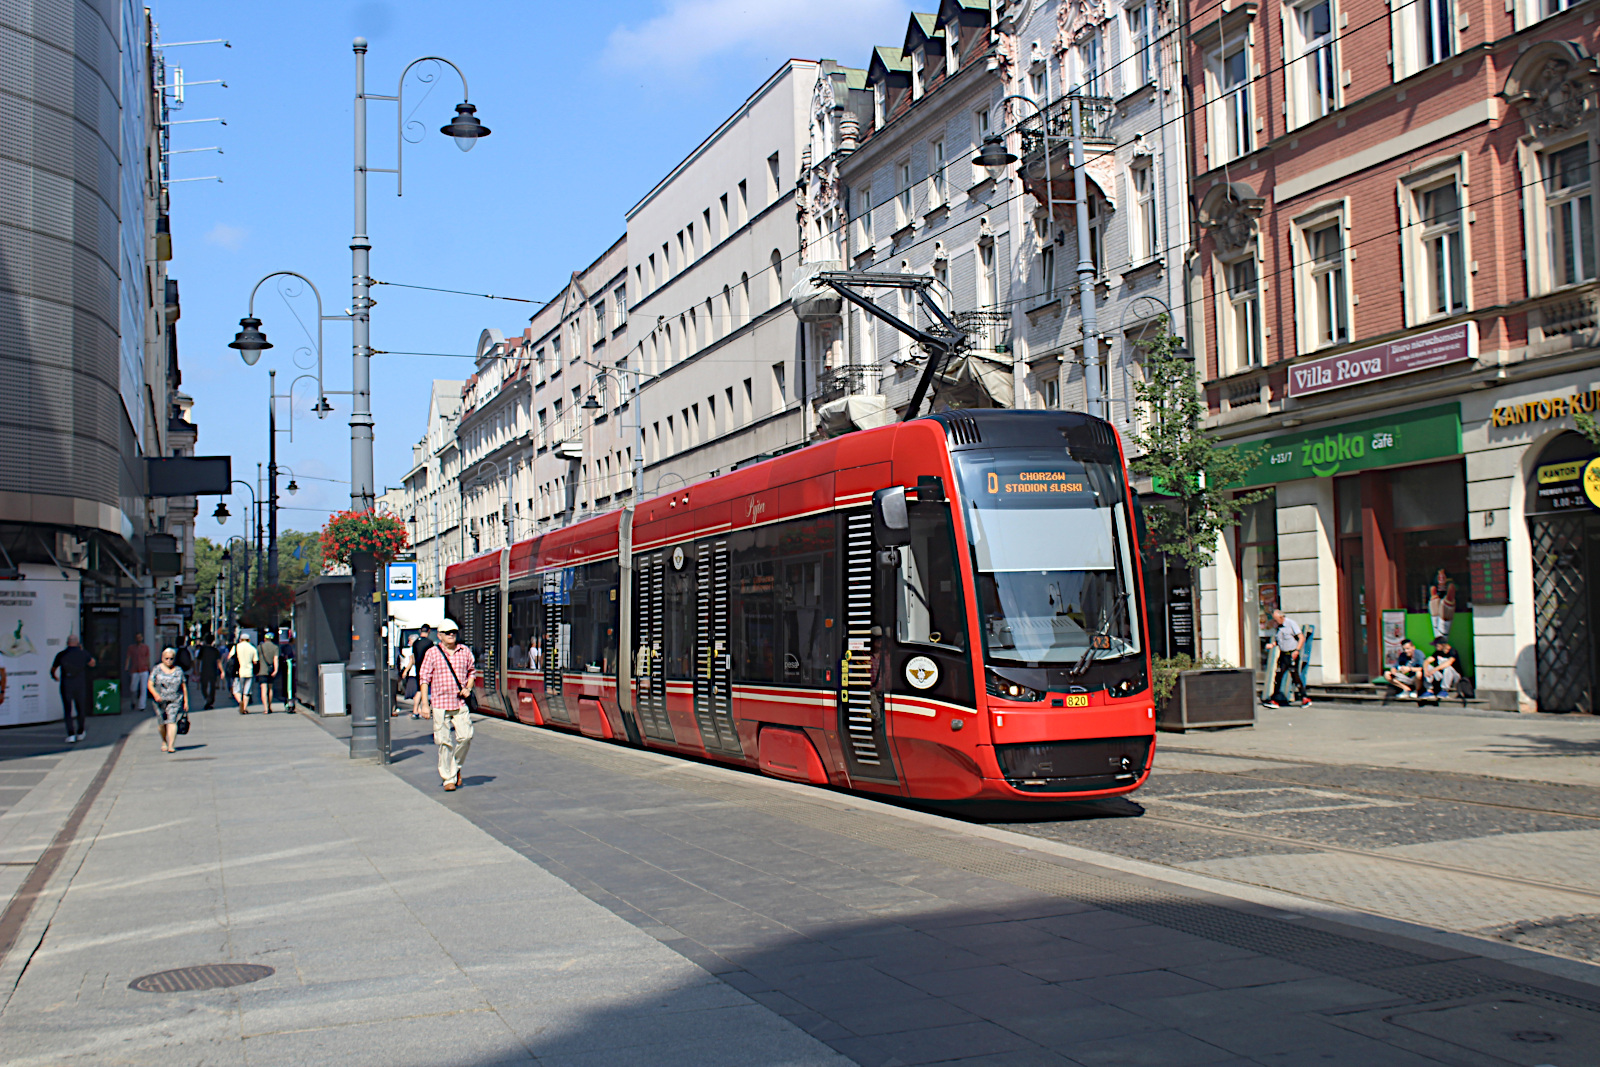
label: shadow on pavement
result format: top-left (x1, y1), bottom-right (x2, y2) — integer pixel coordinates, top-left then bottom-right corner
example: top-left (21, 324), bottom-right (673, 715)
top-left (1480, 733), bottom-right (1600, 759)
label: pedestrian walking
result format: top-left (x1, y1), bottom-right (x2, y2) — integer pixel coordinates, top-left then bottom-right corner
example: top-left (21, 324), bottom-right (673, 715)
top-left (49, 634), bottom-right (94, 743)
top-left (232, 632), bottom-right (259, 715)
top-left (417, 619), bottom-right (475, 792)
top-left (1265, 609), bottom-right (1311, 708)
top-left (147, 647), bottom-right (188, 753)
top-left (198, 634), bottom-right (222, 709)
top-left (124, 633), bottom-right (150, 713)
top-left (258, 631), bottom-right (280, 714)
top-left (409, 624), bottom-right (435, 720)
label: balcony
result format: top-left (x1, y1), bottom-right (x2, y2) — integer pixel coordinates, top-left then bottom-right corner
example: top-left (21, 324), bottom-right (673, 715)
top-left (953, 310), bottom-right (1010, 356)
top-left (1018, 94), bottom-right (1115, 160)
top-left (813, 365), bottom-right (876, 402)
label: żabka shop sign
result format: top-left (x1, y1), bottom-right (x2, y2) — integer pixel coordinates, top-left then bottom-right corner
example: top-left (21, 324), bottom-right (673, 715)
top-left (1228, 403), bottom-right (1462, 487)
top-left (1286, 323), bottom-right (1474, 398)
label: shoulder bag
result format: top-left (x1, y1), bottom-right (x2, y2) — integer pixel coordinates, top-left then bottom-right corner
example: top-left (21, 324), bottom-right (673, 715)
top-left (439, 649), bottom-right (479, 714)
top-left (176, 709), bottom-right (190, 735)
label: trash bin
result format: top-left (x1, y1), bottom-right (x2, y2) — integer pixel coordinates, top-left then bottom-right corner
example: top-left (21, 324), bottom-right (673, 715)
top-left (92, 679), bottom-right (120, 716)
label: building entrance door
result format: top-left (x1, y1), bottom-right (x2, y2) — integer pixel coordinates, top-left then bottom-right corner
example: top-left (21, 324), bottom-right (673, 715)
top-left (1340, 540), bottom-right (1368, 678)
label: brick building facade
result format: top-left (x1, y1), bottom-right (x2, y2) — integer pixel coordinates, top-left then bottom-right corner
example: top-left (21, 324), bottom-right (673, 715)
top-left (1188, 0), bottom-right (1600, 711)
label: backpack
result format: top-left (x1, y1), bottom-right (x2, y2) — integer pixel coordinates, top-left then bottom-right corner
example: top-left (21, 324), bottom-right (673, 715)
top-left (176, 646), bottom-right (193, 671)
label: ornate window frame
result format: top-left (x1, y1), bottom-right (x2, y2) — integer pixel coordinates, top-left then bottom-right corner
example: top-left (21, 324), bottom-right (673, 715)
top-left (1397, 155), bottom-right (1471, 325)
top-left (1290, 199), bottom-right (1354, 355)
top-left (1200, 183), bottom-right (1268, 375)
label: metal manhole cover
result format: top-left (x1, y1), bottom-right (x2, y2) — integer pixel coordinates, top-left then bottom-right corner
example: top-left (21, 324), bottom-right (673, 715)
top-left (129, 963), bottom-right (273, 992)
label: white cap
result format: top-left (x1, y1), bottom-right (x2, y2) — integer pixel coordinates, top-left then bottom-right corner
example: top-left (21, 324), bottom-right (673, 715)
top-left (438, 618), bottom-right (459, 632)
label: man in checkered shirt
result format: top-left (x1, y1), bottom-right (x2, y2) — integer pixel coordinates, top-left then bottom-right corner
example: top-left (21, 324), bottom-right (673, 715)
top-left (417, 618), bottom-right (477, 791)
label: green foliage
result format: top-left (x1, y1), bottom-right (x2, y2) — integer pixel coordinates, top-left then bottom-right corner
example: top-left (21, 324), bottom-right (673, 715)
top-left (1129, 317), bottom-right (1269, 572)
top-left (277, 530), bottom-right (325, 585)
top-left (1575, 410), bottom-right (1600, 449)
top-left (193, 531), bottom-right (324, 636)
top-left (1151, 654), bottom-right (1235, 707)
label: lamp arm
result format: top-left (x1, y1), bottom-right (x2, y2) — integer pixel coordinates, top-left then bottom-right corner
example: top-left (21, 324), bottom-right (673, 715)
top-left (386, 56), bottom-right (471, 197)
top-left (244, 271), bottom-right (330, 410)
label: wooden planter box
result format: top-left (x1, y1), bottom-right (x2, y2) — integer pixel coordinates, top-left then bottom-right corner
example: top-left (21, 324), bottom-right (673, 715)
top-left (1158, 668), bottom-right (1256, 732)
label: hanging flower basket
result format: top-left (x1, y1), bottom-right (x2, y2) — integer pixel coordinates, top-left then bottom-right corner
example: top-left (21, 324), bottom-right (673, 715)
top-left (319, 510), bottom-right (409, 566)
top-left (251, 583), bottom-right (296, 616)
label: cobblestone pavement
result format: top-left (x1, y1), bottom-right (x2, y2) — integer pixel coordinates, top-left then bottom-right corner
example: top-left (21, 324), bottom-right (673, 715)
top-left (359, 711), bottom-right (1600, 1066)
top-left (1007, 747), bottom-right (1600, 964)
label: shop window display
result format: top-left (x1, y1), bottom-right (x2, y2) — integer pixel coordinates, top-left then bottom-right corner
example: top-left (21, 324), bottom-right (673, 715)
top-left (1236, 492), bottom-right (1278, 674)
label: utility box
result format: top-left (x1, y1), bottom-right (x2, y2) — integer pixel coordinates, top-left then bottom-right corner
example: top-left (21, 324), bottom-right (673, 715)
top-left (293, 576), bottom-right (352, 711)
top-left (317, 663), bottom-right (347, 717)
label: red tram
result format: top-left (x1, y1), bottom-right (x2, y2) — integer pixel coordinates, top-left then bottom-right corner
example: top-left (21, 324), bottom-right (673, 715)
top-left (443, 410), bottom-right (1156, 802)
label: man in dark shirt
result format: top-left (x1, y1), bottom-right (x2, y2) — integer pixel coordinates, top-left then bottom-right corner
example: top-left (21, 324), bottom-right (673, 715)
top-left (1426, 640), bottom-right (1464, 698)
top-left (409, 625), bottom-right (435, 719)
top-left (198, 635), bottom-right (223, 709)
top-left (50, 634), bottom-right (94, 743)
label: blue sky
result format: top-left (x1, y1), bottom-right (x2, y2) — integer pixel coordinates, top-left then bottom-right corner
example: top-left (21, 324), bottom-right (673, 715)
top-left (155, 0), bottom-right (918, 537)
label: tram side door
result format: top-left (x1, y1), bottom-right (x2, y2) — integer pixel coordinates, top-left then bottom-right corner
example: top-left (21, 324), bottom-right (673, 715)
top-left (694, 540), bottom-right (739, 752)
top-left (541, 569), bottom-right (572, 723)
top-left (836, 507), bottom-right (898, 785)
top-left (635, 551), bottom-right (673, 742)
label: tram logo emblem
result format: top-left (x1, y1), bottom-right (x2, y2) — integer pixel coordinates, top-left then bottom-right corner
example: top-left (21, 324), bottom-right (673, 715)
top-left (672, 546), bottom-right (685, 570)
top-left (905, 656), bottom-right (939, 690)
top-left (746, 498), bottom-right (768, 523)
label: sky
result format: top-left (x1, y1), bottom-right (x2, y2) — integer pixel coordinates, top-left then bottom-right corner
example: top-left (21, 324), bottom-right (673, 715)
top-left (154, 0), bottom-right (919, 539)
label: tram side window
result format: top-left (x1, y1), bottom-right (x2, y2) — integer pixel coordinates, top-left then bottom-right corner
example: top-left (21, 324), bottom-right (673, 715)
top-left (730, 529), bottom-right (777, 683)
top-left (507, 586), bottom-right (542, 671)
top-left (568, 561), bottom-right (620, 675)
top-left (780, 516), bottom-right (836, 684)
top-left (728, 516), bottom-right (837, 685)
top-left (663, 546), bottom-right (696, 678)
top-left (897, 503), bottom-right (968, 650)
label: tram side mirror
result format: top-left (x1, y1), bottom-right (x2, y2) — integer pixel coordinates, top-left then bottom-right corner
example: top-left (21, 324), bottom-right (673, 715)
top-left (873, 485), bottom-right (911, 548)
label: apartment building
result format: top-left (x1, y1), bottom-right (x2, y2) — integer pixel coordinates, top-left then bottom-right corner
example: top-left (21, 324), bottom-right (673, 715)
top-left (625, 60), bottom-right (818, 490)
top-left (1188, 0), bottom-right (1600, 711)
top-left (798, 4), bottom-right (1016, 429)
top-left (401, 380), bottom-right (464, 596)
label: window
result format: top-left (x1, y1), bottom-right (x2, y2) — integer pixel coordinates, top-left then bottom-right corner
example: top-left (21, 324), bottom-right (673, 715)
top-left (1030, 68), bottom-right (1047, 102)
top-left (1040, 244), bottom-right (1056, 300)
top-left (855, 184), bottom-right (873, 248)
top-left (1225, 257), bottom-right (1264, 369)
top-left (946, 23), bottom-right (961, 73)
top-left (1042, 377), bottom-right (1061, 409)
top-left (592, 300), bottom-right (605, 338)
top-left (1288, 0), bottom-right (1337, 126)
top-left (1398, 0), bottom-right (1454, 76)
top-left (772, 361), bottom-right (787, 402)
top-left (1125, 1), bottom-right (1154, 90)
top-left (897, 161), bottom-right (913, 228)
top-left (1087, 194), bottom-right (1104, 272)
top-left (1542, 0), bottom-right (1579, 15)
top-left (686, 222), bottom-right (695, 260)
top-left (1210, 41), bottom-right (1252, 162)
top-left (979, 240), bottom-right (997, 306)
top-left (647, 254), bottom-right (656, 290)
top-left (1130, 159), bottom-right (1157, 261)
top-left (719, 193), bottom-right (730, 239)
top-left (975, 108), bottom-right (990, 139)
top-left (929, 140), bottom-right (946, 206)
top-left (911, 48), bottom-right (925, 98)
top-left (702, 208), bottom-right (712, 251)
top-left (769, 249), bottom-right (783, 308)
top-left (740, 272), bottom-right (751, 324)
top-left (1298, 215), bottom-right (1350, 349)
top-left (614, 285), bottom-right (627, 326)
top-left (1415, 180), bottom-right (1467, 316)
top-left (737, 179), bottom-right (749, 225)
top-left (661, 242), bottom-right (670, 278)
top-left (895, 503), bottom-right (968, 650)
top-left (677, 230), bottom-right (686, 268)
top-left (767, 152), bottom-right (781, 202)
top-left (874, 80), bottom-right (887, 127)
top-left (1078, 31), bottom-right (1102, 96)
top-left (1543, 143), bottom-right (1596, 288)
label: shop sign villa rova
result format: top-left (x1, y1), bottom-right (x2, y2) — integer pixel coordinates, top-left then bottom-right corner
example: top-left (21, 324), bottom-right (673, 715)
top-left (1287, 323), bottom-right (1473, 398)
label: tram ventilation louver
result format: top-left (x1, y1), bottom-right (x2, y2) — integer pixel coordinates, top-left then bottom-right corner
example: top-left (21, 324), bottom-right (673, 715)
top-left (944, 416), bottom-right (982, 445)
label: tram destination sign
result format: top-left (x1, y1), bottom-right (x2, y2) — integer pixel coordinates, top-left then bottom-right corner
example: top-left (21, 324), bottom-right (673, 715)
top-left (1286, 323), bottom-right (1473, 397)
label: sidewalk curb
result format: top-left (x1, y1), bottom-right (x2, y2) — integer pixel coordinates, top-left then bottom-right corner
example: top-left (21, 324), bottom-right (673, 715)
top-left (481, 719), bottom-right (1600, 992)
top-left (0, 723), bottom-right (143, 1013)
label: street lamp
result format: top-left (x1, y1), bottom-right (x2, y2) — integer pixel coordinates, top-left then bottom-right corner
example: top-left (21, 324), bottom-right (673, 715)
top-left (344, 37), bottom-right (490, 760)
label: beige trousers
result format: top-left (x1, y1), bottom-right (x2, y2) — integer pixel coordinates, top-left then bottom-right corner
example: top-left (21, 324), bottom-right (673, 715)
top-left (432, 706), bottom-right (474, 782)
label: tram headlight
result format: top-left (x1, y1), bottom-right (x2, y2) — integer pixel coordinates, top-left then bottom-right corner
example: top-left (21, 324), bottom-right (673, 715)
top-left (985, 673), bottom-right (1046, 702)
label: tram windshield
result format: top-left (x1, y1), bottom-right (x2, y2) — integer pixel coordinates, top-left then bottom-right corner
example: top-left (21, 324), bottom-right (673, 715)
top-left (953, 447), bottom-right (1141, 669)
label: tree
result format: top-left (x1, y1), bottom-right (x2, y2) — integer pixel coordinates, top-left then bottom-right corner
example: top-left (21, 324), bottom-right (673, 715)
top-left (1128, 317), bottom-right (1267, 650)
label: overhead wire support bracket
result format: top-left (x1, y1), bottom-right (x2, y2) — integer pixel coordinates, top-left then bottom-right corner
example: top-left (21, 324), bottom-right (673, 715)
top-left (815, 271), bottom-right (967, 422)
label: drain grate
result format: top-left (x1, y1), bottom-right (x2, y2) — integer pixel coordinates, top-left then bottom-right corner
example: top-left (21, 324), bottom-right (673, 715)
top-left (129, 963), bottom-right (273, 993)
